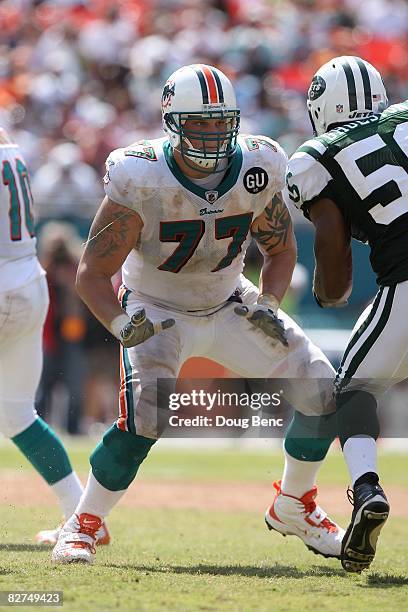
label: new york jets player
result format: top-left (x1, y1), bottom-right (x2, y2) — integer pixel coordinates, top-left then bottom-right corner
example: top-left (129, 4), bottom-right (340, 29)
top-left (52, 64), bottom-right (344, 564)
top-left (285, 56), bottom-right (407, 572)
top-left (0, 127), bottom-right (109, 545)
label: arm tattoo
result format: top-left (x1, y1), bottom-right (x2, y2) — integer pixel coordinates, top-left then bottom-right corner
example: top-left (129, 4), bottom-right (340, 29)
top-left (86, 209), bottom-right (134, 258)
top-left (251, 193), bottom-right (291, 254)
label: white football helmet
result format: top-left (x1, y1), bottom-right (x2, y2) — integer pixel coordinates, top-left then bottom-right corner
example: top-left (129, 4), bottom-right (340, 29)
top-left (162, 64), bottom-right (240, 173)
top-left (307, 56), bottom-right (388, 136)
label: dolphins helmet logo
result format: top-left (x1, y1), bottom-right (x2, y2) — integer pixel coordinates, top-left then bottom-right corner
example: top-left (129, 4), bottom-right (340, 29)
top-left (162, 80), bottom-right (176, 111)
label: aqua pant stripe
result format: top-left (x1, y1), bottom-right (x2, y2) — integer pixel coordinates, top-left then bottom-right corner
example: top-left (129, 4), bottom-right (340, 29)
top-left (120, 288), bottom-right (136, 434)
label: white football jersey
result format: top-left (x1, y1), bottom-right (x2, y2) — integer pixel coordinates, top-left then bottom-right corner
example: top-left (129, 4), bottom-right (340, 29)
top-left (0, 144), bottom-right (36, 258)
top-left (104, 135), bottom-right (287, 313)
top-left (0, 141), bottom-right (44, 292)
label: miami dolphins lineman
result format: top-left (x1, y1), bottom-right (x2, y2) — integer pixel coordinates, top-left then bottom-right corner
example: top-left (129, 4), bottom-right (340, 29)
top-left (52, 64), bottom-right (344, 564)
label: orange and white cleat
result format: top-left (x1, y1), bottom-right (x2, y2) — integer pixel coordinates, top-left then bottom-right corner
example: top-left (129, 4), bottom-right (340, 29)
top-left (265, 480), bottom-right (344, 559)
top-left (51, 513), bottom-right (104, 564)
top-left (36, 519), bottom-right (110, 546)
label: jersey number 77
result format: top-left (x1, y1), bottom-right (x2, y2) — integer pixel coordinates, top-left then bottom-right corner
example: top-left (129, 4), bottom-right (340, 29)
top-left (158, 212), bottom-right (253, 273)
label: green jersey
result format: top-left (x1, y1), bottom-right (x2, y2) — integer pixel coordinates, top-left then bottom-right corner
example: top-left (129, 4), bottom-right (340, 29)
top-left (284, 102), bottom-right (408, 286)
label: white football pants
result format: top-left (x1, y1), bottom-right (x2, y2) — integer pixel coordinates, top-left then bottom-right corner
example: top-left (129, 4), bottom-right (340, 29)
top-left (117, 277), bottom-right (335, 439)
top-left (0, 274), bottom-right (49, 437)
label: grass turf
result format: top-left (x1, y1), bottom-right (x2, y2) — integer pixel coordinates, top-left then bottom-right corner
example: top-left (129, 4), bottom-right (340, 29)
top-left (0, 438), bottom-right (407, 485)
top-left (0, 440), bottom-right (407, 611)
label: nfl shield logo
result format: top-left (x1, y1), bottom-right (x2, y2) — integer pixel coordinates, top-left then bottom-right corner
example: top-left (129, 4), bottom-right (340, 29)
top-left (336, 104), bottom-right (344, 113)
top-left (205, 190), bottom-right (219, 204)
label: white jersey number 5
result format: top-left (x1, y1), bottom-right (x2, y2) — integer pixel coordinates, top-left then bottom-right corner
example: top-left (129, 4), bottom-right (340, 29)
top-left (334, 122), bottom-right (408, 225)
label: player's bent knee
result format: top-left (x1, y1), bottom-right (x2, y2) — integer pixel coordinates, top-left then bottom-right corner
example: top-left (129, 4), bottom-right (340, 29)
top-left (90, 424), bottom-right (156, 491)
top-left (0, 399), bottom-right (37, 438)
top-left (284, 411), bottom-right (337, 461)
top-left (336, 390), bottom-right (379, 447)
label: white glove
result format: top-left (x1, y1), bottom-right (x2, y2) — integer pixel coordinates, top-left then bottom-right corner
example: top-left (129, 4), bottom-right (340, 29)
top-left (234, 294), bottom-right (288, 347)
top-left (111, 310), bottom-right (175, 348)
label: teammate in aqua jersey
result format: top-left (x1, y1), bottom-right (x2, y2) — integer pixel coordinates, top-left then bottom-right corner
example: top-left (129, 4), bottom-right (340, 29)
top-left (52, 64), bottom-right (344, 565)
top-left (0, 127), bottom-right (110, 546)
top-left (284, 55), bottom-right (407, 572)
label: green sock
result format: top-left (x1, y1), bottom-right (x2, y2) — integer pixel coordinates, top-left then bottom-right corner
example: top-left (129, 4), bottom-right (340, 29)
top-left (12, 418), bottom-right (73, 485)
top-left (91, 424), bottom-right (156, 491)
top-left (284, 411), bottom-right (337, 462)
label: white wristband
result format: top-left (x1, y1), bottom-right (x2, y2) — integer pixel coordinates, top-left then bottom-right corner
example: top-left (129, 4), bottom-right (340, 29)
top-left (320, 299), bottom-right (348, 308)
top-left (257, 293), bottom-right (280, 313)
top-left (110, 313), bottom-right (131, 339)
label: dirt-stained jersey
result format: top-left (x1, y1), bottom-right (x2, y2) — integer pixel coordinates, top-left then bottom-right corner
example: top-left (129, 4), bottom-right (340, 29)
top-left (104, 135), bottom-right (287, 313)
top-left (284, 102), bottom-right (408, 286)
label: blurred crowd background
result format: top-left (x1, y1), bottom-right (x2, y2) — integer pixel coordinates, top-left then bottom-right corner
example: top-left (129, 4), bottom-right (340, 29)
top-left (1, 0), bottom-right (407, 433)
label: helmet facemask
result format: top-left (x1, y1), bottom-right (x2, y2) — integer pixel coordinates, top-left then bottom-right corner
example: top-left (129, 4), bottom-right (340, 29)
top-left (164, 109), bottom-right (240, 174)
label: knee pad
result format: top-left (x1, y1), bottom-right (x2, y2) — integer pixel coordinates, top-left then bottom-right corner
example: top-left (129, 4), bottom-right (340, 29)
top-left (91, 424), bottom-right (156, 491)
top-left (284, 411), bottom-right (337, 462)
top-left (0, 399), bottom-right (37, 438)
top-left (336, 390), bottom-right (379, 448)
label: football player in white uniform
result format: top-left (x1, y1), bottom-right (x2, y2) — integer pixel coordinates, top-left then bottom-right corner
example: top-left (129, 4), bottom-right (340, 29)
top-left (284, 56), bottom-right (407, 572)
top-left (52, 64), bottom-right (344, 564)
top-left (0, 128), bottom-right (109, 545)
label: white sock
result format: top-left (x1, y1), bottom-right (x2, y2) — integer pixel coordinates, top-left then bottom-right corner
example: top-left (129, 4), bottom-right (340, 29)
top-left (343, 435), bottom-right (378, 486)
top-left (75, 471), bottom-right (127, 519)
top-left (51, 471), bottom-right (83, 518)
top-left (281, 448), bottom-right (323, 497)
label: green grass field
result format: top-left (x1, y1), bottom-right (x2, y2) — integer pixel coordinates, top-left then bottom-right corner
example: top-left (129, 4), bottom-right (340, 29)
top-left (1, 441), bottom-right (407, 611)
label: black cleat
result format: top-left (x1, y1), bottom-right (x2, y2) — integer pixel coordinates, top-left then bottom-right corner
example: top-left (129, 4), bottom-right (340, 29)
top-left (341, 480), bottom-right (389, 573)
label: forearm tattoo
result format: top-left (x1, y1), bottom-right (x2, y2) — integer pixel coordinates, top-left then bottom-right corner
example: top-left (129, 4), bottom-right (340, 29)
top-left (86, 208), bottom-right (133, 258)
top-left (251, 192), bottom-right (291, 253)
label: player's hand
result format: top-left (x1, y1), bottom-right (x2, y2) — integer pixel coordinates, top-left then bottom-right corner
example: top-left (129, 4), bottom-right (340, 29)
top-left (120, 309), bottom-right (175, 348)
top-left (234, 304), bottom-right (288, 347)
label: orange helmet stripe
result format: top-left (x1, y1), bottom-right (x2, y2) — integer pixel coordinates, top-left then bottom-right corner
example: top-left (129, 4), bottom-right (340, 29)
top-left (200, 65), bottom-right (219, 104)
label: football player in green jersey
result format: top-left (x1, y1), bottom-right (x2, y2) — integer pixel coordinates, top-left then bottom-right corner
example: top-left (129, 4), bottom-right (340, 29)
top-left (285, 55), bottom-right (408, 572)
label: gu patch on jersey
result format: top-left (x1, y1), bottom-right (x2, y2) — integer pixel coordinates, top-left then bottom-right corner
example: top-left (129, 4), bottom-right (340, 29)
top-left (243, 167), bottom-right (269, 194)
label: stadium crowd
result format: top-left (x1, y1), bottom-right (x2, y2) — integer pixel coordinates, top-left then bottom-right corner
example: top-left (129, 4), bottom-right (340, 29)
top-left (0, 0), bottom-right (407, 219)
